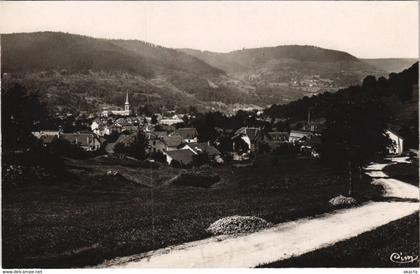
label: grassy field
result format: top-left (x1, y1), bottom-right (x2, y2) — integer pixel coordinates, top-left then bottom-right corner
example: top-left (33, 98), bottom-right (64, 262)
top-left (2, 155), bottom-right (382, 268)
top-left (383, 159), bottom-right (419, 187)
top-left (261, 213), bottom-right (419, 268)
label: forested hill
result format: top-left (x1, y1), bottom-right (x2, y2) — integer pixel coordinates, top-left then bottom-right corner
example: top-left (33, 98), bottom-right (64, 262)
top-left (179, 45), bottom-right (386, 101)
top-left (0, 32), bottom-right (406, 114)
top-left (265, 62), bottom-right (419, 147)
top-left (180, 45), bottom-right (380, 75)
top-left (362, 58), bottom-right (418, 74)
top-left (1, 32), bottom-right (223, 76)
top-left (1, 32), bottom-right (262, 113)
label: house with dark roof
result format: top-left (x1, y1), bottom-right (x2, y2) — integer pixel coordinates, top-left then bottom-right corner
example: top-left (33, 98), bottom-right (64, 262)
top-left (174, 127), bottom-right (198, 143)
top-left (162, 135), bottom-right (183, 151)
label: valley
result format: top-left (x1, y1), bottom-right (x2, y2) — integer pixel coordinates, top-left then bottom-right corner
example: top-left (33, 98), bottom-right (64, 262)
top-left (2, 32), bottom-right (416, 116)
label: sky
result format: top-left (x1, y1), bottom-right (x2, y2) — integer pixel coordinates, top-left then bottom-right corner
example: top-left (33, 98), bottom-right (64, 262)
top-left (0, 1), bottom-right (418, 58)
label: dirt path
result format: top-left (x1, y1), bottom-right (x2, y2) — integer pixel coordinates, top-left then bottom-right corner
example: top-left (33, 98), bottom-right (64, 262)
top-left (100, 157), bottom-right (419, 268)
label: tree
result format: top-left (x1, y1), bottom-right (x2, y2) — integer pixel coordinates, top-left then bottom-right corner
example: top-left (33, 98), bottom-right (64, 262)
top-left (114, 132), bottom-right (148, 160)
top-left (2, 84), bottom-right (48, 150)
top-left (150, 150), bottom-right (166, 163)
top-left (233, 136), bottom-right (250, 154)
top-left (48, 138), bottom-right (88, 159)
top-left (151, 114), bottom-right (158, 125)
top-left (192, 152), bottom-right (210, 167)
top-left (216, 135), bottom-right (233, 153)
top-left (1, 84), bottom-right (68, 183)
top-left (362, 75), bottom-right (376, 88)
top-left (321, 95), bottom-right (392, 196)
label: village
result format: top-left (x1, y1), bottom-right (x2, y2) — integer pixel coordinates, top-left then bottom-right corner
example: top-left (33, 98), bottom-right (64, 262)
top-left (31, 92), bottom-right (405, 168)
top-left (1, 1), bottom-right (418, 269)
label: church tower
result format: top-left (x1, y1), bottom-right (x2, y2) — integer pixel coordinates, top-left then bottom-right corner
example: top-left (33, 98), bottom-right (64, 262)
top-left (124, 92), bottom-right (130, 112)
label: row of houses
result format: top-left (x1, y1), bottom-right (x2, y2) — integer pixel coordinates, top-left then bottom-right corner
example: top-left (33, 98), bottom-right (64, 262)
top-left (145, 127), bottom-right (223, 166)
top-left (32, 130), bottom-right (102, 151)
top-left (229, 126), bottom-right (403, 157)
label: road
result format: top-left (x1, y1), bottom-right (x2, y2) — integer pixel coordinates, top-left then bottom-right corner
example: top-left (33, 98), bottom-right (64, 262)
top-left (100, 157), bottom-right (419, 268)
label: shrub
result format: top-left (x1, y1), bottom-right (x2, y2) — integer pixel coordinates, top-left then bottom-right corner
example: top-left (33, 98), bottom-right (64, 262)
top-left (206, 216), bottom-right (272, 235)
top-left (272, 143), bottom-right (298, 155)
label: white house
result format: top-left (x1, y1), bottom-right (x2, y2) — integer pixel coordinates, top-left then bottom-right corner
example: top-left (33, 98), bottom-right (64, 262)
top-left (160, 116), bottom-right (184, 126)
top-left (386, 129), bottom-right (404, 155)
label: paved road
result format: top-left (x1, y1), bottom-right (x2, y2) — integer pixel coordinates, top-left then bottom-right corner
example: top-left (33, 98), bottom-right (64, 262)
top-left (100, 157), bottom-right (419, 268)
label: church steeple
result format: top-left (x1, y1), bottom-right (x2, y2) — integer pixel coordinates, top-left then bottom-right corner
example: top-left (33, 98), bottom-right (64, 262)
top-left (124, 92), bottom-right (130, 111)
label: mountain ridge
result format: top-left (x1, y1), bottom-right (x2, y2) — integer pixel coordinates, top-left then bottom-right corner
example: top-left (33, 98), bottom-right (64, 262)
top-left (1, 31), bottom-right (404, 114)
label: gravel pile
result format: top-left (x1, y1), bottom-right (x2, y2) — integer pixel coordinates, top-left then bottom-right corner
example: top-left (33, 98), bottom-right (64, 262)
top-left (206, 216), bottom-right (272, 236)
top-left (329, 195), bottom-right (357, 206)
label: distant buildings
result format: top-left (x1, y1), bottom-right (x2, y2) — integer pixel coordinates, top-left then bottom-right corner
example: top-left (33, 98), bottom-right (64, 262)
top-left (33, 131), bottom-right (101, 151)
top-left (160, 115), bottom-right (184, 126)
top-left (60, 132), bottom-right (101, 151)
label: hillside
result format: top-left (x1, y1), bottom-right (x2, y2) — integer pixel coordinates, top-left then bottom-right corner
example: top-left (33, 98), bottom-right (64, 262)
top-left (362, 58), bottom-right (418, 74)
top-left (181, 46), bottom-right (370, 72)
top-left (180, 46), bottom-right (386, 104)
top-left (2, 32), bottom-right (388, 112)
top-left (266, 62), bottom-right (419, 148)
top-left (1, 32), bottom-right (222, 76)
top-left (180, 46), bottom-right (382, 84)
top-left (2, 32), bottom-right (263, 113)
